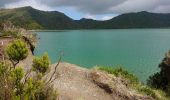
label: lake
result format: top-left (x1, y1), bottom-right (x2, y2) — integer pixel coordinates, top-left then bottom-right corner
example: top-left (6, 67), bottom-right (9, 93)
top-left (34, 29), bottom-right (170, 82)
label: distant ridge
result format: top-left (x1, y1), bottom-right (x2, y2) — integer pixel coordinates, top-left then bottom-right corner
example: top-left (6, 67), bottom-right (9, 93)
top-left (0, 6), bottom-right (78, 29)
top-left (0, 6), bottom-right (170, 29)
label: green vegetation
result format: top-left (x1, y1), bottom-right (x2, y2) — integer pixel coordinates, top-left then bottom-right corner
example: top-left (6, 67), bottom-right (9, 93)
top-left (136, 85), bottom-right (170, 100)
top-left (0, 7), bottom-right (170, 29)
top-left (137, 86), bottom-right (157, 98)
top-left (0, 62), bottom-right (58, 100)
top-left (0, 6), bottom-right (77, 30)
top-left (97, 66), bottom-right (170, 99)
top-left (0, 27), bottom-right (58, 100)
top-left (32, 53), bottom-right (50, 74)
top-left (97, 67), bottom-right (139, 85)
top-left (147, 51), bottom-right (170, 96)
top-left (1, 30), bottom-right (21, 38)
top-left (0, 22), bottom-right (38, 54)
top-left (6, 39), bottom-right (29, 67)
top-left (0, 22), bottom-right (22, 38)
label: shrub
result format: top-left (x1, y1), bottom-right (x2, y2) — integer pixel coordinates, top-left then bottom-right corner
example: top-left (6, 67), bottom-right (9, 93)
top-left (0, 63), bottom-right (15, 100)
top-left (147, 72), bottom-right (168, 90)
top-left (147, 51), bottom-right (170, 94)
top-left (10, 67), bottom-right (24, 96)
top-left (0, 58), bottom-right (58, 100)
top-left (34, 85), bottom-right (58, 100)
top-left (0, 62), bottom-right (9, 75)
top-left (24, 78), bottom-right (58, 100)
top-left (6, 39), bottom-right (28, 67)
top-left (1, 25), bottom-right (58, 100)
top-left (32, 53), bottom-right (50, 75)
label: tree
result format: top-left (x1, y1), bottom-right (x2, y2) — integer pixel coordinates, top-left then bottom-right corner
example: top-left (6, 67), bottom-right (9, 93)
top-left (6, 39), bottom-right (28, 68)
top-left (147, 51), bottom-right (170, 94)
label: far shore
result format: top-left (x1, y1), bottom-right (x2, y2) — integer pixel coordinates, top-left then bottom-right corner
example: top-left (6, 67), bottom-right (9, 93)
top-left (29, 30), bottom-right (69, 32)
top-left (29, 28), bottom-right (170, 32)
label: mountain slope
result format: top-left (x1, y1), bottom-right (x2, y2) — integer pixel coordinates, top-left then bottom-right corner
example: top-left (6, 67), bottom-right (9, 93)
top-left (77, 11), bottom-right (170, 29)
top-left (106, 11), bottom-right (170, 28)
top-left (0, 7), bottom-right (170, 29)
top-left (0, 6), bottom-right (78, 29)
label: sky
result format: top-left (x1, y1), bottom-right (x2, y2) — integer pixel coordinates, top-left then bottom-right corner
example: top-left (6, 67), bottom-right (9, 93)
top-left (1, 0), bottom-right (170, 20)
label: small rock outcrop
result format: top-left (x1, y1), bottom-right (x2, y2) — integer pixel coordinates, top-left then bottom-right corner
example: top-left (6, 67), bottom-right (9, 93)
top-left (89, 70), bottom-right (154, 100)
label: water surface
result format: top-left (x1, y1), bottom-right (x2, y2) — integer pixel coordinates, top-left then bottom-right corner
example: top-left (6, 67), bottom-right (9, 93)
top-left (34, 29), bottom-right (170, 82)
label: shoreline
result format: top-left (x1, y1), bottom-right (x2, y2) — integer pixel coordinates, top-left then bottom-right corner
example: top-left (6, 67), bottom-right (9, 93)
top-left (29, 28), bottom-right (170, 32)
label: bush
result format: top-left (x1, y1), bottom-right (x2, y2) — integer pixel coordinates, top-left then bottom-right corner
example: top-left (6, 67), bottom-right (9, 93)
top-left (6, 39), bottom-right (29, 67)
top-left (0, 63), bottom-right (15, 100)
top-left (10, 67), bottom-right (24, 96)
top-left (0, 57), bottom-right (58, 100)
top-left (1, 25), bottom-right (58, 100)
top-left (32, 53), bottom-right (50, 74)
top-left (24, 78), bottom-right (58, 100)
top-left (34, 85), bottom-right (58, 100)
top-left (147, 51), bottom-right (170, 94)
top-left (147, 72), bottom-right (168, 90)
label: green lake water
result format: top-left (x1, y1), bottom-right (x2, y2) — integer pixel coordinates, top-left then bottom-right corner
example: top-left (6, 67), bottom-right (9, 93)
top-left (34, 29), bottom-right (170, 82)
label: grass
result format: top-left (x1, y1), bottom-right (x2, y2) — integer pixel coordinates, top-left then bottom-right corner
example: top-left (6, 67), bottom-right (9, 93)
top-left (97, 66), bottom-right (139, 85)
top-left (1, 30), bottom-right (21, 38)
top-left (97, 66), bottom-right (170, 100)
top-left (137, 85), bottom-right (157, 98)
top-left (137, 85), bottom-right (170, 100)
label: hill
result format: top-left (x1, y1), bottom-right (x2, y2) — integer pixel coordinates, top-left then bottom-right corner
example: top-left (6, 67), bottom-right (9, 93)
top-left (0, 6), bottom-right (78, 29)
top-left (0, 6), bottom-right (170, 29)
top-left (106, 11), bottom-right (170, 28)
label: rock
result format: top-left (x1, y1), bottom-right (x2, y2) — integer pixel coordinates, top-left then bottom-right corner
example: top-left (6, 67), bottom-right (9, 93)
top-left (89, 70), bottom-right (154, 100)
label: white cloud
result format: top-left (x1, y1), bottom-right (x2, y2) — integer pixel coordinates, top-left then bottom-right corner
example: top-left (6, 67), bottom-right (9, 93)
top-left (152, 5), bottom-right (170, 13)
top-left (0, 0), bottom-right (22, 7)
top-left (101, 16), bottom-right (113, 20)
top-left (38, 0), bottom-right (126, 14)
top-left (5, 0), bottom-right (53, 11)
top-left (37, 0), bottom-right (170, 14)
top-left (84, 14), bottom-right (96, 19)
top-left (1, 0), bottom-right (170, 15)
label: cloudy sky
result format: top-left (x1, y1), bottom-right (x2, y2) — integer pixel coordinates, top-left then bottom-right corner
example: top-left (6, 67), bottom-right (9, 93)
top-left (1, 0), bottom-right (170, 20)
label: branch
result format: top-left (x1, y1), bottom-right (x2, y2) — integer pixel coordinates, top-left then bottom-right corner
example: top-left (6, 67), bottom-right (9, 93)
top-left (46, 56), bottom-right (61, 84)
top-left (23, 69), bottom-right (32, 85)
top-left (10, 59), bottom-right (18, 69)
